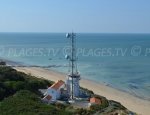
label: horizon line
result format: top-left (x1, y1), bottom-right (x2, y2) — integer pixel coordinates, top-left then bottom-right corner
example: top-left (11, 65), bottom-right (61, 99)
top-left (0, 32), bottom-right (150, 34)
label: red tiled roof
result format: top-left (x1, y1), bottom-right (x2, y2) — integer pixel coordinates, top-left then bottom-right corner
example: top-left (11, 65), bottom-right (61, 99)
top-left (90, 97), bottom-right (101, 104)
top-left (50, 80), bottom-right (64, 90)
top-left (46, 95), bottom-right (52, 100)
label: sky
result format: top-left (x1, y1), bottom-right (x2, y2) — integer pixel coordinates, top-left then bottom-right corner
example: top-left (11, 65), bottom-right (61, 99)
top-left (0, 0), bottom-right (150, 33)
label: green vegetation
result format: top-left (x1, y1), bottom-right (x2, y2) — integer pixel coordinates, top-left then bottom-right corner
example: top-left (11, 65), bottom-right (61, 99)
top-left (0, 66), bottom-right (136, 115)
top-left (80, 87), bottom-right (94, 96)
top-left (0, 90), bottom-right (71, 115)
top-left (0, 66), bottom-right (53, 100)
top-left (0, 66), bottom-right (71, 115)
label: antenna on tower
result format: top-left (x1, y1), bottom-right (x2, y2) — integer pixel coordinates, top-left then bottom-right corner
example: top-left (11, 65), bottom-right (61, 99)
top-left (65, 32), bottom-right (80, 100)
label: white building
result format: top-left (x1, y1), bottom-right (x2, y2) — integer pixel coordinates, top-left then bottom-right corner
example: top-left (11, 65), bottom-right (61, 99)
top-left (43, 80), bottom-right (65, 102)
top-left (43, 95), bottom-right (52, 103)
top-left (66, 73), bottom-right (80, 98)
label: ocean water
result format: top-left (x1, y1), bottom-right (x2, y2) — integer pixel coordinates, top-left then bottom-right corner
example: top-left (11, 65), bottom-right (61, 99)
top-left (0, 33), bottom-right (150, 100)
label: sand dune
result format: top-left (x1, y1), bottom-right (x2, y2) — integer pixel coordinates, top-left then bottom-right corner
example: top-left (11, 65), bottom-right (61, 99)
top-left (15, 67), bottom-right (150, 115)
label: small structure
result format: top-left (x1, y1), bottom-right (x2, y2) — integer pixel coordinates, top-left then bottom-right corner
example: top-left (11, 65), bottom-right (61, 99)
top-left (0, 61), bottom-right (6, 66)
top-left (42, 95), bottom-right (52, 103)
top-left (43, 80), bottom-right (65, 102)
top-left (89, 97), bottom-right (102, 106)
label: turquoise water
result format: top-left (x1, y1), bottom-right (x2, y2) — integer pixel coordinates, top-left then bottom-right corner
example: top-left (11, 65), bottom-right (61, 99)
top-left (0, 33), bottom-right (150, 100)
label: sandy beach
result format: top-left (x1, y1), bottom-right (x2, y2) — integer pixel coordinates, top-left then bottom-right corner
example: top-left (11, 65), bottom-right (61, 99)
top-left (14, 67), bottom-right (150, 115)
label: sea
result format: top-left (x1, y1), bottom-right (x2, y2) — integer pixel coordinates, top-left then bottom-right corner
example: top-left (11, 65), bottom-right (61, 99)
top-left (0, 32), bottom-right (150, 100)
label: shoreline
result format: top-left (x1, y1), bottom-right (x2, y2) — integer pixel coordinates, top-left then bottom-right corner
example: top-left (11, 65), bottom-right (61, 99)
top-left (1, 57), bottom-right (150, 100)
top-left (43, 68), bottom-right (150, 102)
top-left (14, 66), bottom-right (150, 115)
top-left (1, 58), bottom-right (150, 114)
